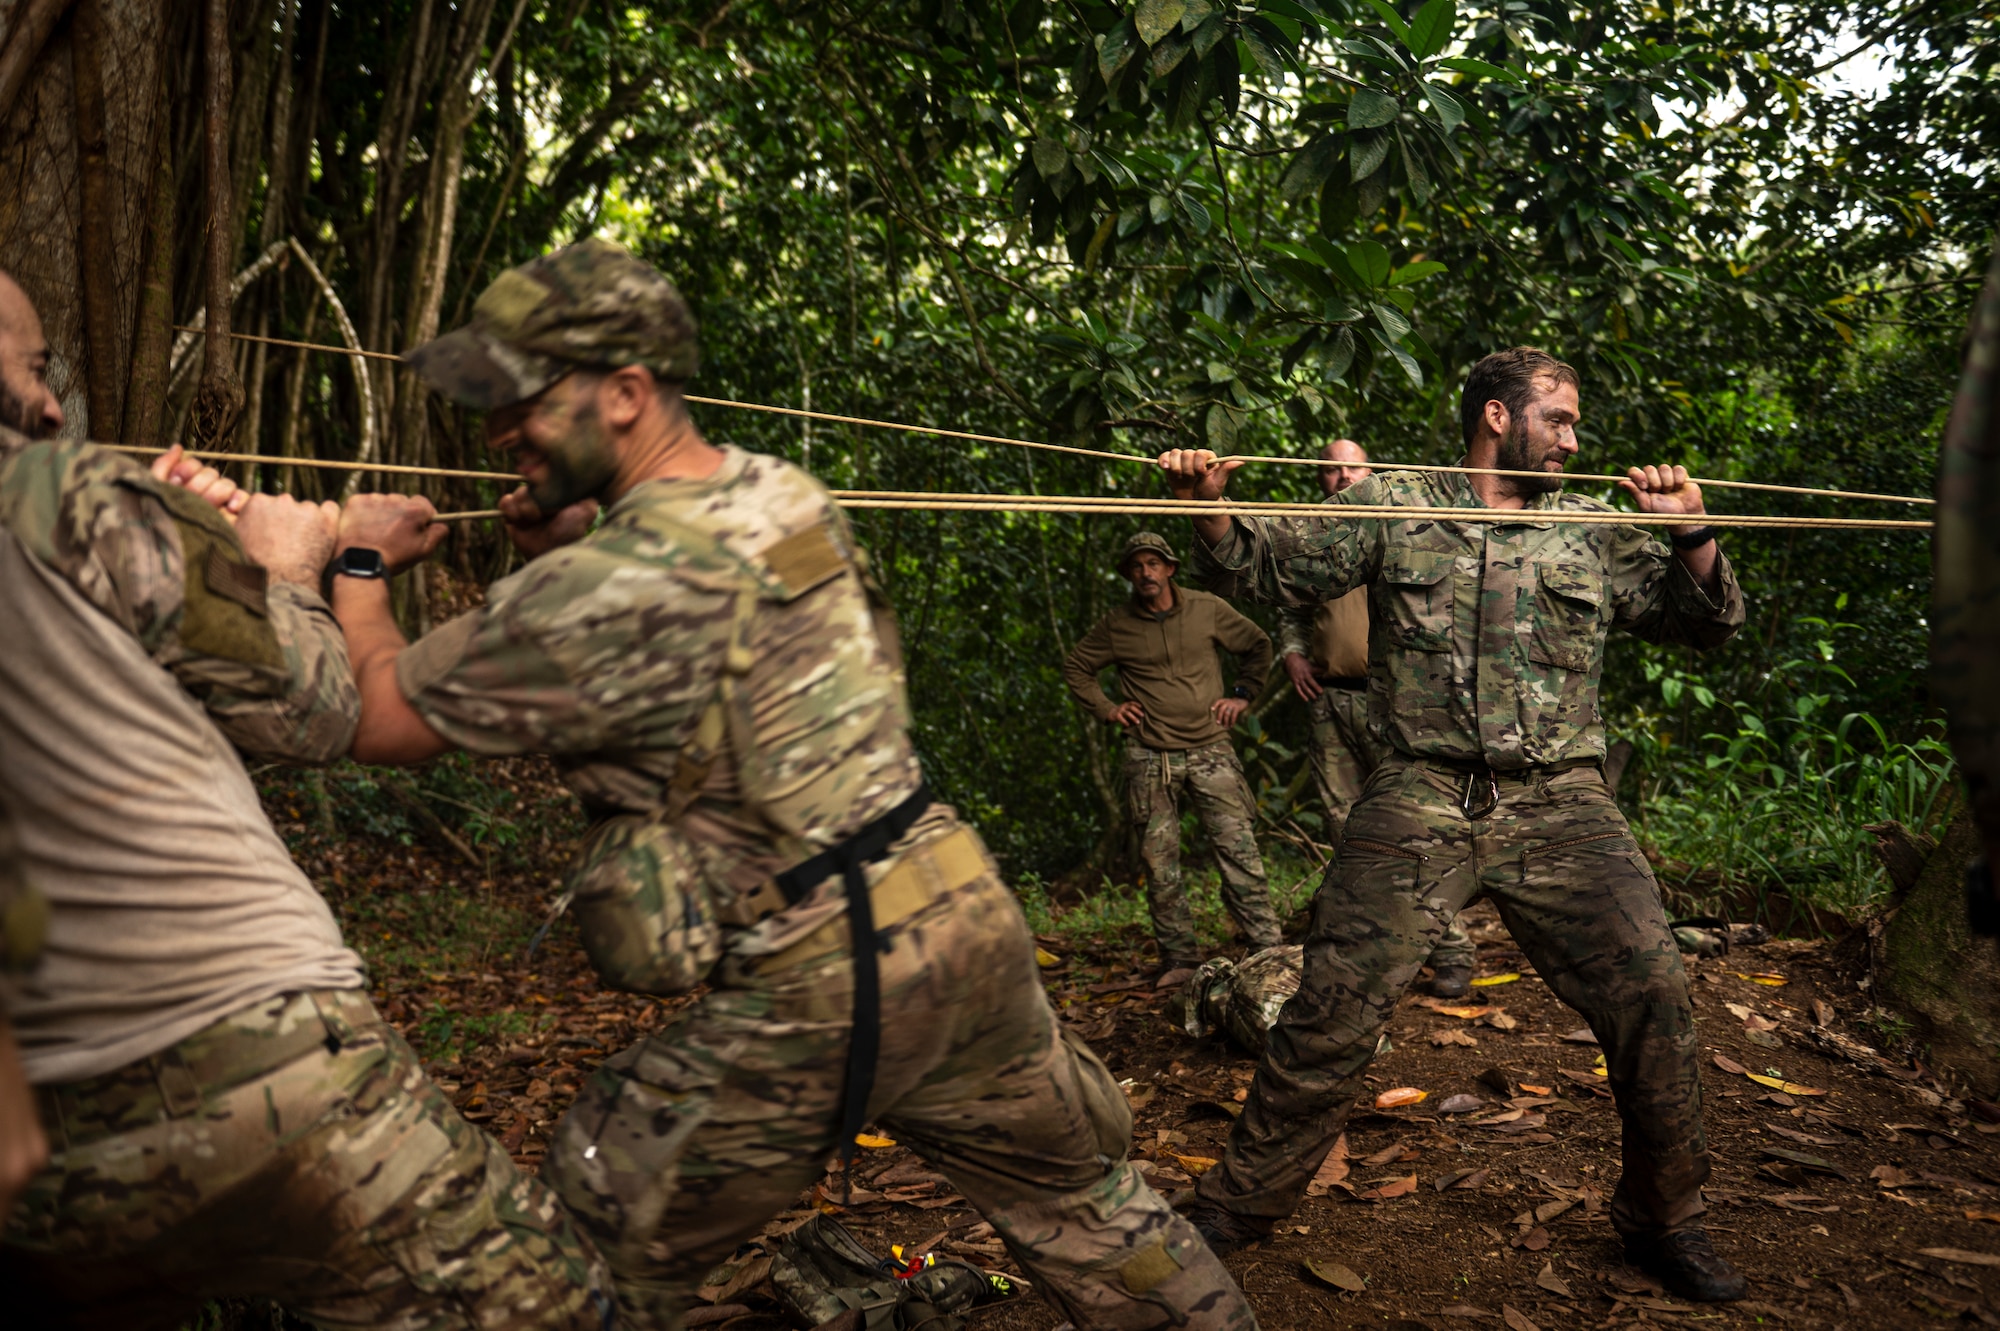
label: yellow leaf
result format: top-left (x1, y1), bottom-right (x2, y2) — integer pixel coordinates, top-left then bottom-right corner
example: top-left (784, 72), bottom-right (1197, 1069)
top-left (1470, 973), bottom-right (1520, 987)
top-left (1035, 948), bottom-right (1062, 968)
top-left (1170, 1152), bottom-right (1220, 1175)
top-left (1736, 972), bottom-right (1789, 986)
top-left (1375, 1087), bottom-right (1428, 1108)
top-left (854, 1133), bottom-right (897, 1149)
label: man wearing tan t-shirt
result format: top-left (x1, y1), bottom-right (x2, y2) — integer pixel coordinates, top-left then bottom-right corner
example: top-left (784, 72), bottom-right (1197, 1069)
top-left (1276, 440), bottom-right (1476, 998)
top-left (0, 272), bottom-right (608, 1327)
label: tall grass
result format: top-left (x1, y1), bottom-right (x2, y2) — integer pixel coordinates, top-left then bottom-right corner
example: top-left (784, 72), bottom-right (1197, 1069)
top-left (1625, 606), bottom-right (1957, 916)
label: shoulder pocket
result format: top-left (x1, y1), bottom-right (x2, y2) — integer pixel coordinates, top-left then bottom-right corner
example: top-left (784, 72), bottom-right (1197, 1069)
top-left (1528, 560), bottom-right (1604, 673)
top-left (1377, 549), bottom-right (1454, 651)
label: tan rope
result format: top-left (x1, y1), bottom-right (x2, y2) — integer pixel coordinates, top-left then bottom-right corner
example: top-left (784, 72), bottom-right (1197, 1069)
top-left (173, 326), bottom-right (1936, 508)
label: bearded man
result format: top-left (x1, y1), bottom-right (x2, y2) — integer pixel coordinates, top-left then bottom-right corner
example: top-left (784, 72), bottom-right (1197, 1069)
top-left (1159, 347), bottom-right (1751, 1303)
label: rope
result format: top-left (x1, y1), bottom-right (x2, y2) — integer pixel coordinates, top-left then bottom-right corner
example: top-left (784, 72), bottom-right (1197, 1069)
top-left (104, 445), bottom-right (1931, 532)
top-left (174, 326), bottom-right (1935, 508)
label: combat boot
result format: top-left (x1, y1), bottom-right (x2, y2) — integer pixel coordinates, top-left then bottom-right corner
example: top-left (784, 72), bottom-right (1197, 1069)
top-left (1429, 964), bottom-right (1473, 999)
top-left (1623, 1229), bottom-right (1747, 1302)
top-left (1183, 1200), bottom-right (1271, 1257)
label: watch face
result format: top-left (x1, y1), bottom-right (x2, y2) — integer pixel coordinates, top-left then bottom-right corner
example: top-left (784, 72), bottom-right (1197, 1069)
top-left (339, 548), bottom-right (386, 576)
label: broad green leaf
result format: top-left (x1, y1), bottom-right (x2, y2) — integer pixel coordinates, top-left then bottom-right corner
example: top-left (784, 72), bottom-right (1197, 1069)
top-left (1150, 30), bottom-right (1194, 78)
top-left (1371, 329), bottom-right (1424, 386)
top-left (1098, 18), bottom-right (1141, 82)
top-left (1350, 130), bottom-right (1392, 182)
top-left (1437, 55), bottom-right (1522, 84)
top-left (1259, 0), bottom-right (1320, 27)
top-left (1371, 301), bottom-right (1412, 341)
top-left (1135, 0), bottom-right (1189, 47)
top-left (1348, 88), bottom-right (1400, 129)
top-left (1148, 193), bottom-right (1172, 224)
top-left (1280, 133), bottom-right (1345, 203)
top-left (1241, 22), bottom-right (1288, 79)
top-left (1207, 360), bottom-right (1235, 382)
top-left (1406, 0), bottom-right (1456, 60)
top-left (1347, 240), bottom-right (1391, 287)
top-left (1032, 137), bottom-right (1069, 180)
top-left (1390, 260), bottom-right (1448, 285)
top-left (1178, 193), bottom-right (1212, 235)
top-left (1424, 82), bottom-right (1466, 133)
top-left (1361, 0), bottom-right (1409, 43)
top-left (1400, 127), bottom-right (1432, 204)
top-left (1206, 401), bottom-right (1239, 451)
top-left (1323, 326), bottom-right (1357, 383)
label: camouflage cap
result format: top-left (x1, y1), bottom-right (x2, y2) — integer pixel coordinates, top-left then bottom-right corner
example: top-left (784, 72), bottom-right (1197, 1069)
top-left (406, 239), bottom-right (700, 409)
top-left (1117, 531), bottom-right (1179, 573)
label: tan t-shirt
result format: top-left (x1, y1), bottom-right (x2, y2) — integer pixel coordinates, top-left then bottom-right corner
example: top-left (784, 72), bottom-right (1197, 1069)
top-left (0, 436), bottom-right (363, 1084)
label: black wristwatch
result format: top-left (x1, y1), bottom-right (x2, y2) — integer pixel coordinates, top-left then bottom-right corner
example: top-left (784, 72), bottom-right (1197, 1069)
top-left (1233, 684), bottom-right (1254, 700)
top-left (329, 547), bottom-right (387, 580)
top-left (1669, 526), bottom-right (1716, 551)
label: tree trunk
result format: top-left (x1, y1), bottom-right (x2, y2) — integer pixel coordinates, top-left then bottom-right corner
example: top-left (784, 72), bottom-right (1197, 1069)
top-left (1876, 810), bottom-right (2000, 1096)
top-left (69, 0), bottom-right (120, 438)
top-left (183, 0), bottom-right (243, 451)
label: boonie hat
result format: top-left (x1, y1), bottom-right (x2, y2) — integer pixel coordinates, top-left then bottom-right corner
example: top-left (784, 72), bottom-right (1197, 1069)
top-left (1117, 531), bottom-right (1179, 573)
top-left (406, 238), bottom-right (699, 409)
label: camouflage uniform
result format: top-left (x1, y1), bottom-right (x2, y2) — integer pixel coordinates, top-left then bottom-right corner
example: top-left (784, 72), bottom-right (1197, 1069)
top-left (399, 243), bottom-right (1256, 1331)
top-left (1122, 740), bottom-right (1282, 962)
top-left (0, 434), bottom-right (610, 1329)
top-left (1190, 470), bottom-right (1744, 1238)
top-left (1274, 604), bottom-right (1473, 972)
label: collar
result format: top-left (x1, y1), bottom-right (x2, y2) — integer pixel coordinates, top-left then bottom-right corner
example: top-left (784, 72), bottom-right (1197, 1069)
top-left (1127, 583), bottom-right (1181, 620)
top-left (609, 442), bottom-right (749, 515)
top-left (1436, 457), bottom-right (1568, 528)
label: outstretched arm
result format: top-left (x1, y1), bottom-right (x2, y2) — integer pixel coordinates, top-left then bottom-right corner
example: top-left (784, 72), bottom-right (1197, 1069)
top-left (327, 496), bottom-right (454, 765)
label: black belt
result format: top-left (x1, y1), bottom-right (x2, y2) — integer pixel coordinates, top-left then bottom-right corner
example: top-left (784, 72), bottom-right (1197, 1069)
top-left (772, 783), bottom-right (933, 1178)
top-left (1400, 755), bottom-right (1602, 819)
top-left (1320, 675), bottom-right (1367, 690)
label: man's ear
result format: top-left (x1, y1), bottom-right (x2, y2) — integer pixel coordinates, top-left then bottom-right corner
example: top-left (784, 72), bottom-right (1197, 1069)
top-left (599, 365), bottom-right (656, 430)
top-left (1482, 398), bottom-right (1511, 440)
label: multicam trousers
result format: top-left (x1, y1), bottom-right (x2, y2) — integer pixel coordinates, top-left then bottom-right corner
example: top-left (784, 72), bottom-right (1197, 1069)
top-left (3, 988), bottom-right (611, 1330)
top-left (1125, 739), bottom-right (1281, 963)
top-left (545, 815), bottom-right (1255, 1331)
top-left (1307, 688), bottom-right (1473, 972)
top-left (1198, 758), bottom-right (1709, 1239)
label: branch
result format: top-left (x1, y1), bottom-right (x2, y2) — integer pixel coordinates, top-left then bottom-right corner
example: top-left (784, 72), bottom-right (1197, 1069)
top-left (0, 0), bottom-right (72, 128)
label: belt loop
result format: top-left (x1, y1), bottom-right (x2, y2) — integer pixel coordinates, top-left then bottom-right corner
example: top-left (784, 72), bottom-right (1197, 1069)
top-left (310, 990), bottom-right (357, 1054)
top-left (155, 1047), bottom-right (204, 1118)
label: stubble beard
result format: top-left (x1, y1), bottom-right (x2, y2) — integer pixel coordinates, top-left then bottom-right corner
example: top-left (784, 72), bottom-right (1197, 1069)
top-left (1495, 421), bottom-right (1565, 496)
top-left (0, 382), bottom-right (52, 440)
top-left (528, 399), bottom-right (620, 512)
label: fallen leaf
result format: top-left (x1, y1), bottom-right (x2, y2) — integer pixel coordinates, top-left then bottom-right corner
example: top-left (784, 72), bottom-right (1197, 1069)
top-left (1375, 1087), bottom-right (1428, 1109)
top-left (1559, 1028), bottom-right (1599, 1044)
top-left (1358, 1174), bottom-right (1418, 1201)
top-left (1471, 972), bottom-right (1521, 987)
top-left (1919, 1248), bottom-right (2000, 1267)
top-left (1431, 1028), bottom-right (1480, 1048)
top-left (1607, 1267), bottom-right (1665, 1296)
top-left (1765, 1192), bottom-right (1840, 1213)
top-left (1812, 998), bottom-right (1835, 1026)
top-left (1745, 1073), bottom-right (1829, 1096)
top-left (1438, 1093), bottom-right (1484, 1114)
top-left (1362, 1142), bottom-right (1417, 1166)
top-left (1168, 1153), bottom-right (1219, 1175)
top-left (1305, 1134), bottom-right (1351, 1197)
top-left (853, 1133), bottom-right (897, 1149)
top-left (1437, 1306), bottom-right (1495, 1320)
top-left (1713, 1053), bottom-right (1750, 1075)
top-left (1501, 1304), bottom-right (1542, 1331)
top-left (1518, 1082), bottom-right (1552, 1095)
top-left (1737, 971), bottom-right (1789, 986)
top-left (1533, 1197), bottom-right (1576, 1223)
top-left (1482, 1011), bottom-right (1520, 1031)
top-left (1034, 948), bottom-right (1062, 968)
top-left (1761, 1146), bottom-right (1849, 1178)
top-left (1303, 1258), bottom-right (1366, 1291)
top-left (1425, 1003), bottom-right (1497, 1020)
top-left (1535, 1262), bottom-right (1573, 1297)
top-left (1967, 1210), bottom-right (2000, 1223)
top-left (1512, 1226), bottom-right (1550, 1252)
top-left (1470, 1108), bottom-right (1526, 1125)
top-left (1766, 1124), bottom-right (1840, 1147)
top-left (1725, 1002), bottom-right (1755, 1020)
top-left (1433, 1167), bottom-right (1490, 1191)
top-left (1123, 1083), bottom-right (1157, 1109)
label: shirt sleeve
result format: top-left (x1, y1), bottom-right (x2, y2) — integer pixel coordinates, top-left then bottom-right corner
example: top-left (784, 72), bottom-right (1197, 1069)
top-left (1191, 479), bottom-right (1386, 606)
top-left (1606, 525), bottom-right (1747, 650)
top-left (397, 546), bottom-right (729, 757)
top-left (1213, 599), bottom-right (1274, 695)
top-left (1274, 603), bottom-right (1316, 660)
top-left (1061, 614), bottom-right (1122, 721)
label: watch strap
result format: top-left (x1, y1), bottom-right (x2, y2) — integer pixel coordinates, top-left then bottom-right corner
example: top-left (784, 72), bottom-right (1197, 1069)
top-left (1669, 525), bottom-right (1716, 551)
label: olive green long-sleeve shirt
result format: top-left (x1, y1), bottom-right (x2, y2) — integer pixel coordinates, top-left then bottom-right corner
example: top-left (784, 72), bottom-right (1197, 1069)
top-left (1064, 585), bottom-right (1273, 751)
top-left (1193, 469), bottom-right (1745, 770)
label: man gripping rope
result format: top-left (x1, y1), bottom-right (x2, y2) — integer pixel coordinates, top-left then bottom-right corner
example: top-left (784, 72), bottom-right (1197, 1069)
top-left (1158, 347), bottom-right (1750, 1303)
top-left (288, 240), bottom-right (1256, 1330)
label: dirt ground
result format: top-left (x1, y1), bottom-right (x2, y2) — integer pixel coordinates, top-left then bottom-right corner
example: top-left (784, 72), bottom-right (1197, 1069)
top-left (344, 835), bottom-right (2000, 1331)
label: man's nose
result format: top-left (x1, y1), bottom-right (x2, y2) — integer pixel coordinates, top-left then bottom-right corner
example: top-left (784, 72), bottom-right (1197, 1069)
top-left (42, 392), bottom-right (63, 435)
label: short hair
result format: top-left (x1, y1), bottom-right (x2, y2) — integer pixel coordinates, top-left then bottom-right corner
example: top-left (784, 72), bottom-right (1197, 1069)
top-left (1459, 347), bottom-right (1579, 445)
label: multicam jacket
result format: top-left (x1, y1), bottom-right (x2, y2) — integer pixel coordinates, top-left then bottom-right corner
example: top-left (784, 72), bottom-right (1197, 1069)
top-left (397, 446), bottom-right (926, 993)
top-left (1193, 468), bottom-right (1746, 769)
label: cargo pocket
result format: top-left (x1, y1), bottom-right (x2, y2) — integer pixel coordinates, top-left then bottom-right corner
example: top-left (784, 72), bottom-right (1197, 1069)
top-left (1378, 550), bottom-right (1454, 652)
top-left (1527, 561), bottom-right (1605, 673)
top-left (568, 814), bottom-right (724, 996)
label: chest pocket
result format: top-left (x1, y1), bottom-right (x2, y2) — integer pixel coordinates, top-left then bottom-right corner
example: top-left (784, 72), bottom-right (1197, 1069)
top-left (1377, 549), bottom-right (1453, 651)
top-left (1528, 560), bottom-right (1604, 672)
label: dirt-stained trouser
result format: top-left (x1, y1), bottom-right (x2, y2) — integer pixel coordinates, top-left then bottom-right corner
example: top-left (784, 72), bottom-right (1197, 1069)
top-left (1202, 758), bottom-right (1707, 1235)
top-left (547, 813), bottom-right (1254, 1331)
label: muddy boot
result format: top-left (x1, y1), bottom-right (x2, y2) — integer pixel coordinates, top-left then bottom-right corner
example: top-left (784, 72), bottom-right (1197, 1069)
top-left (1624, 1230), bottom-right (1747, 1302)
top-left (1429, 964), bottom-right (1473, 999)
top-left (1182, 1200), bottom-right (1272, 1259)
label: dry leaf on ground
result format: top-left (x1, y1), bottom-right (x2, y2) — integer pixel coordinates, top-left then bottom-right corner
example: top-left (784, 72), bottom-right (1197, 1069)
top-left (1303, 1258), bottom-right (1366, 1291)
top-left (1535, 1261), bottom-right (1573, 1297)
top-left (1375, 1086), bottom-right (1427, 1108)
top-left (1920, 1248), bottom-right (2000, 1267)
top-left (1358, 1174), bottom-right (1418, 1201)
top-left (1438, 1093), bottom-right (1484, 1113)
top-left (1713, 1053), bottom-right (1751, 1075)
top-left (1431, 1028), bottom-right (1480, 1047)
top-left (1502, 1304), bottom-right (1542, 1331)
top-left (1472, 972), bottom-right (1521, 987)
top-left (1305, 1134), bottom-right (1350, 1197)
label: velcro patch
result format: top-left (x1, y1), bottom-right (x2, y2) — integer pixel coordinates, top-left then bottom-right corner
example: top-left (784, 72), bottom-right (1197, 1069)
top-left (759, 522), bottom-right (849, 601)
top-left (1120, 1238), bottom-right (1181, 1295)
top-left (204, 543), bottom-right (270, 617)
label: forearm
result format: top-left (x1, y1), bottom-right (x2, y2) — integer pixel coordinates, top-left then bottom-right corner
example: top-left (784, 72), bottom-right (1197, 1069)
top-left (331, 577), bottom-right (453, 764)
top-left (1673, 536), bottom-right (1721, 596)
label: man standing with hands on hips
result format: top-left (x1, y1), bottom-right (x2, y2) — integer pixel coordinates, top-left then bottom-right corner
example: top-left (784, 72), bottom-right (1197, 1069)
top-left (1160, 348), bottom-right (1750, 1303)
top-left (1276, 437), bottom-right (1476, 998)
